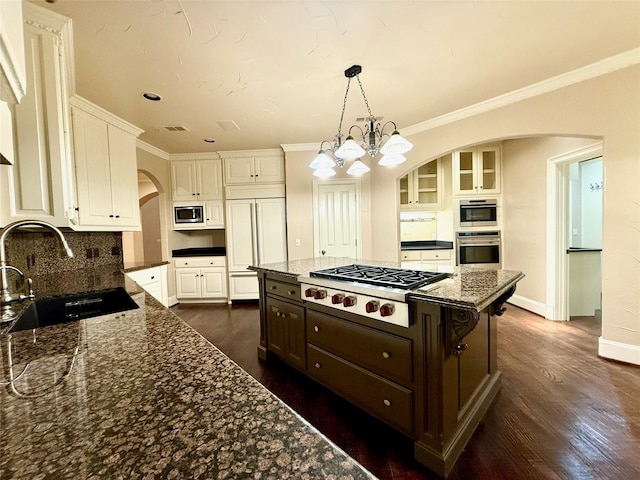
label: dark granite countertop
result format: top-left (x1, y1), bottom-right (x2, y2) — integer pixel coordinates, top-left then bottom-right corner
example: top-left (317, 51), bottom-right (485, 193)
top-left (400, 240), bottom-right (454, 250)
top-left (123, 260), bottom-right (170, 273)
top-left (172, 247), bottom-right (226, 257)
top-left (249, 257), bottom-right (524, 313)
top-left (0, 266), bottom-right (374, 479)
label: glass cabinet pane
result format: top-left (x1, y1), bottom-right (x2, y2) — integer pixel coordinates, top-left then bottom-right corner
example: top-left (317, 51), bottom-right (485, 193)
top-left (399, 175), bottom-right (410, 205)
top-left (481, 150), bottom-right (496, 190)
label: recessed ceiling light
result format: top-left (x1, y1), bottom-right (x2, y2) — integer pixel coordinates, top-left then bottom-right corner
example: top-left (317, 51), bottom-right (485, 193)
top-left (203, 138), bottom-right (216, 143)
top-left (142, 92), bottom-right (162, 101)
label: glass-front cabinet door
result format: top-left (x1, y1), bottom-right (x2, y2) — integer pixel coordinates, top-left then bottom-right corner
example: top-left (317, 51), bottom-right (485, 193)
top-left (399, 159), bottom-right (442, 210)
top-left (453, 146), bottom-right (501, 196)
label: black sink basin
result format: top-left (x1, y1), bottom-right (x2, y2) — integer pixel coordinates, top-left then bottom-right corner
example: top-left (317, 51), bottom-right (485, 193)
top-left (8, 287), bottom-right (139, 333)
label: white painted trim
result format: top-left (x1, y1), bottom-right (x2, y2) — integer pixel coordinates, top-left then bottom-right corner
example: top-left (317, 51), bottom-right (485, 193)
top-left (281, 143), bottom-right (317, 153)
top-left (69, 95), bottom-right (144, 136)
top-left (137, 140), bottom-right (170, 160)
top-left (312, 178), bottom-right (362, 260)
top-left (402, 48), bottom-right (640, 137)
top-left (598, 337), bottom-right (640, 366)
top-left (217, 148), bottom-right (284, 158)
top-left (169, 151), bottom-right (223, 161)
top-left (546, 142), bottom-right (602, 321)
top-left (507, 295), bottom-right (547, 318)
top-left (168, 295), bottom-right (179, 307)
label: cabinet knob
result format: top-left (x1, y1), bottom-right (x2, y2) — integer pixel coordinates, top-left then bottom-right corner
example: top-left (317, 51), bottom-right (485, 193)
top-left (192, 193), bottom-right (196, 196)
top-left (383, 399), bottom-right (392, 407)
top-left (270, 285), bottom-right (277, 290)
top-left (288, 290), bottom-right (295, 296)
top-left (382, 351), bottom-right (390, 359)
top-left (109, 214), bottom-right (114, 218)
top-left (314, 362), bottom-right (321, 369)
top-left (454, 343), bottom-right (469, 356)
top-left (115, 215), bottom-right (120, 218)
top-left (313, 325), bottom-right (319, 333)
top-left (150, 276), bottom-right (155, 280)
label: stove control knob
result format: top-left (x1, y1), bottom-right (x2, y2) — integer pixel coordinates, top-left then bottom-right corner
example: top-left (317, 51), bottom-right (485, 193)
top-left (304, 288), bottom-right (317, 298)
top-left (343, 296), bottom-right (357, 307)
top-left (331, 293), bottom-right (345, 304)
top-left (366, 300), bottom-right (380, 313)
top-left (314, 289), bottom-right (327, 300)
top-left (380, 303), bottom-right (395, 317)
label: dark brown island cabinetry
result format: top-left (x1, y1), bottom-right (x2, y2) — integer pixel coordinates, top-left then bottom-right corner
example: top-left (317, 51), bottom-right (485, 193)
top-left (254, 266), bottom-right (521, 478)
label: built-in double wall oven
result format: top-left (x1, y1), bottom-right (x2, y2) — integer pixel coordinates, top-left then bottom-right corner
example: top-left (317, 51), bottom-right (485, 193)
top-left (456, 231), bottom-right (501, 269)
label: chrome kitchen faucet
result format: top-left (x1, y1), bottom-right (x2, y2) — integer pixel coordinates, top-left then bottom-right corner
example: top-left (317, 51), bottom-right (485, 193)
top-left (0, 220), bottom-right (74, 323)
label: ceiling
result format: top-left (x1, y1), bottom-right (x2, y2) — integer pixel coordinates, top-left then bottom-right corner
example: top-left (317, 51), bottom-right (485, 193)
top-left (31, 0), bottom-right (640, 155)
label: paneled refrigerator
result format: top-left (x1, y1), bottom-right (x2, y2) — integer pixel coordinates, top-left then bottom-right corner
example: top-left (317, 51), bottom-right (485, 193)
top-left (225, 194), bottom-right (287, 301)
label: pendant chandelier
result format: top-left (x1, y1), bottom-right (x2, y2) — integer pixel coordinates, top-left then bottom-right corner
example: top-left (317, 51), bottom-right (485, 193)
top-left (309, 65), bottom-right (413, 178)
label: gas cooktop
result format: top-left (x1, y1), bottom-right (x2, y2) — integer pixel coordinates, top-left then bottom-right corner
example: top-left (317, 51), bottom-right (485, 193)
top-left (310, 264), bottom-right (448, 290)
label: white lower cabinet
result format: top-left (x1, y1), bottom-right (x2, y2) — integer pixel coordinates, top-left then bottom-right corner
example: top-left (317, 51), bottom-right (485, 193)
top-left (125, 265), bottom-right (168, 307)
top-left (174, 257), bottom-right (227, 302)
top-left (228, 271), bottom-right (259, 301)
top-left (400, 249), bottom-right (454, 269)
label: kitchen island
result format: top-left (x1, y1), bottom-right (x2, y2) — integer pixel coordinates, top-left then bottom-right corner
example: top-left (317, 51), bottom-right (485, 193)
top-left (250, 257), bottom-right (524, 477)
top-left (0, 266), bottom-right (374, 479)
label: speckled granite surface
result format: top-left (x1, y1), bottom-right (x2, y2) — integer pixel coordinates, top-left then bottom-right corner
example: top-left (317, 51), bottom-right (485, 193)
top-left (0, 269), bottom-right (375, 480)
top-left (122, 260), bottom-right (170, 273)
top-left (249, 257), bottom-right (524, 312)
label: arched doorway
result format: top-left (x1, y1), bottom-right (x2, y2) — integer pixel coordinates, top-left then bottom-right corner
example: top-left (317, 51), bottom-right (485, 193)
top-left (122, 171), bottom-right (164, 264)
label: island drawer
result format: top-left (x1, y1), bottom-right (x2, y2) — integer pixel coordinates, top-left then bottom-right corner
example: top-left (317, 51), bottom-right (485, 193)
top-left (306, 310), bottom-right (412, 384)
top-left (308, 344), bottom-right (413, 434)
top-left (265, 279), bottom-right (301, 301)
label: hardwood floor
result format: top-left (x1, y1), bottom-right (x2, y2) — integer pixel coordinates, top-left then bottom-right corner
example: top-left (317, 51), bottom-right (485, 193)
top-left (171, 302), bottom-right (640, 480)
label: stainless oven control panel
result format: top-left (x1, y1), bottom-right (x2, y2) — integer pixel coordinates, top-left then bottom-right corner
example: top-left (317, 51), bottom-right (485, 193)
top-left (300, 283), bottom-right (409, 328)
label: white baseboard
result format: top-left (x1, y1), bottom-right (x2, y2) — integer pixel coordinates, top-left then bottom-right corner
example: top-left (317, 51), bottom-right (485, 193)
top-left (168, 295), bottom-right (179, 307)
top-left (507, 294), bottom-right (547, 317)
top-left (598, 337), bottom-right (640, 366)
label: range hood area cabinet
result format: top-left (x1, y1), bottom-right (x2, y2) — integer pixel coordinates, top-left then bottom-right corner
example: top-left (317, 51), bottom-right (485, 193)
top-left (225, 184), bottom-right (287, 301)
top-left (0, 0), bottom-right (26, 105)
top-left (70, 97), bottom-right (143, 230)
top-left (1, 3), bottom-right (74, 227)
top-left (452, 146), bottom-right (501, 196)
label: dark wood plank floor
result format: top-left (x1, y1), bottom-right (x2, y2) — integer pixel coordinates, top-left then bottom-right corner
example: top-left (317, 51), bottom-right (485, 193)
top-left (171, 302), bottom-right (640, 480)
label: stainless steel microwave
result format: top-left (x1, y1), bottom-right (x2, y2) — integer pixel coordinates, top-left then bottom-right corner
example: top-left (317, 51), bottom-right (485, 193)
top-left (459, 198), bottom-right (498, 227)
top-left (174, 204), bottom-right (204, 225)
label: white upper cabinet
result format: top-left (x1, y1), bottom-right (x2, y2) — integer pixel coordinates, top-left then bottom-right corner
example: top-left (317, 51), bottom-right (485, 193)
top-left (0, 3), bottom-right (74, 227)
top-left (452, 146), bottom-right (501, 196)
top-left (171, 158), bottom-right (223, 201)
top-left (0, 0), bottom-right (26, 104)
top-left (399, 159), bottom-right (443, 210)
top-left (222, 150), bottom-right (284, 185)
top-left (71, 97), bottom-right (143, 230)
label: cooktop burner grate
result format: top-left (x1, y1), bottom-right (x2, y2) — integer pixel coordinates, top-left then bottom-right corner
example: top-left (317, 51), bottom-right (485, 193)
top-left (310, 264), bottom-right (448, 290)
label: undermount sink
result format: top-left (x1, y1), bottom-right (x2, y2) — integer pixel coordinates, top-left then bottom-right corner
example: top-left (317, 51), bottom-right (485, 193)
top-left (8, 287), bottom-right (139, 333)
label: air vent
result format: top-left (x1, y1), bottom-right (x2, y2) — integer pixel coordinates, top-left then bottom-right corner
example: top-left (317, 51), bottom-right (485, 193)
top-left (216, 120), bottom-right (240, 131)
top-left (163, 126), bottom-right (189, 132)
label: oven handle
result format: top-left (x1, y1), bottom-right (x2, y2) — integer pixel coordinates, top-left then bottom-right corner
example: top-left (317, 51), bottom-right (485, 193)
top-left (461, 204), bottom-right (497, 209)
top-left (457, 242), bottom-right (501, 248)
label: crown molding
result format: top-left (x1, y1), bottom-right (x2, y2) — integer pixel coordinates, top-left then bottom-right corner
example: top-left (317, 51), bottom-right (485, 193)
top-left (217, 148), bottom-right (284, 158)
top-left (136, 140), bottom-right (170, 160)
top-left (401, 48), bottom-right (640, 137)
top-left (169, 151), bottom-right (223, 161)
top-left (70, 95), bottom-right (144, 137)
top-left (281, 143), bottom-right (318, 153)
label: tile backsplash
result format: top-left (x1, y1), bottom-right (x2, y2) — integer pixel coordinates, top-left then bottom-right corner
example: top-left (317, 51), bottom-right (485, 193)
top-left (4, 230), bottom-right (123, 278)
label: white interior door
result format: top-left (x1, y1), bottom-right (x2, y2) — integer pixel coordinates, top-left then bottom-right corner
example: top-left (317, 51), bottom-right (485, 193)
top-left (315, 181), bottom-right (359, 258)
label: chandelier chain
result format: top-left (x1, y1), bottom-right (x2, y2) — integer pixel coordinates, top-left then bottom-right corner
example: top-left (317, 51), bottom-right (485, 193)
top-left (356, 76), bottom-right (374, 119)
top-left (336, 77), bottom-right (352, 144)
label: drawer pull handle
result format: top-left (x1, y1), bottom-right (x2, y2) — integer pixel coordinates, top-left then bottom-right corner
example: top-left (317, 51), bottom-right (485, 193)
top-left (314, 362), bottom-right (321, 369)
top-left (288, 290), bottom-right (296, 295)
top-left (382, 351), bottom-right (390, 359)
top-left (383, 399), bottom-right (392, 407)
top-left (150, 276), bottom-right (155, 280)
top-left (271, 285), bottom-right (277, 290)
top-left (313, 325), bottom-right (319, 333)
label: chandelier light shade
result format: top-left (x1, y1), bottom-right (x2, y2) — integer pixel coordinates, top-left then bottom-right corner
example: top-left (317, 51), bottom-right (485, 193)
top-left (310, 65), bottom-right (413, 177)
